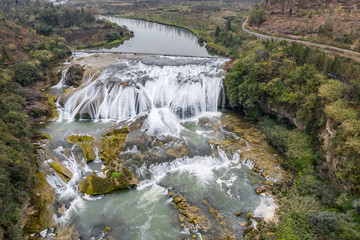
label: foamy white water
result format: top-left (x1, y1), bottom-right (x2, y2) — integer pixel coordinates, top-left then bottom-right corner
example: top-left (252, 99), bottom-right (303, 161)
top-left (60, 57), bottom-right (226, 136)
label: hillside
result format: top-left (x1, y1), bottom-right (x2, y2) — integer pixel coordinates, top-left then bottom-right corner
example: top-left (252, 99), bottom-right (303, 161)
top-left (248, 0), bottom-right (360, 52)
top-left (0, 1), bottom-right (134, 238)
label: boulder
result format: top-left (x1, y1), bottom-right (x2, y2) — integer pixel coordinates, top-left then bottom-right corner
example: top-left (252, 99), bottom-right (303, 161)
top-left (65, 64), bottom-right (84, 87)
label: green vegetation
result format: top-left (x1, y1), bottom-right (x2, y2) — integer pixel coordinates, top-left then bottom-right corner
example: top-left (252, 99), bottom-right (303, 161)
top-left (23, 172), bottom-right (54, 236)
top-left (79, 174), bottom-right (129, 195)
top-left (111, 171), bottom-right (122, 178)
top-left (318, 19), bottom-right (333, 37)
top-left (221, 25), bottom-right (360, 239)
top-left (248, 4), bottom-right (266, 26)
top-left (261, 119), bottom-right (316, 171)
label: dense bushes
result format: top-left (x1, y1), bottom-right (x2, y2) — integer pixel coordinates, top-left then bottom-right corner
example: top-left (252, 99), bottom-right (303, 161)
top-left (0, 69), bottom-right (34, 239)
top-left (318, 19), bottom-right (333, 37)
top-left (222, 26), bottom-right (360, 238)
top-left (261, 119), bottom-right (315, 171)
top-left (13, 62), bottom-right (40, 86)
top-left (37, 4), bottom-right (96, 29)
top-left (104, 31), bottom-right (123, 42)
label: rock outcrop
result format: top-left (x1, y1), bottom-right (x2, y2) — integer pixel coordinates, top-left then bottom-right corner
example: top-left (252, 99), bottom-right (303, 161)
top-left (65, 64), bottom-right (84, 87)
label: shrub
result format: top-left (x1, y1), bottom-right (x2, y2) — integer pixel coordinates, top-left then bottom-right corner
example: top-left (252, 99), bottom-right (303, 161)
top-left (249, 6), bottom-right (266, 25)
top-left (226, 20), bottom-right (231, 31)
top-left (276, 191), bottom-right (320, 240)
top-left (30, 50), bottom-right (54, 65)
top-left (214, 26), bottom-right (220, 37)
top-left (111, 172), bottom-right (122, 178)
top-left (104, 32), bottom-right (121, 42)
top-left (261, 119), bottom-right (315, 171)
top-left (13, 62), bottom-right (40, 86)
top-left (324, 100), bottom-right (358, 123)
top-left (308, 211), bottom-right (360, 240)
top-left (318, 80), bottom-right (346, 102)
top-left (318, 20), bottom-right (333, 37)
top-left (36, 24), bottom-right (53, 36)
top-left (297, 174), bottom-right (338, 207)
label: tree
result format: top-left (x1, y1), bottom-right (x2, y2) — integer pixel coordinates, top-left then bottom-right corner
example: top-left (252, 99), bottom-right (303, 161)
top-left (226, 20), bottom-right (231, 31)
top-left (104, 32), bottom-right (121, 42)
top-left (0, 46), bottom-right (12, 66)
top-left (13, 62), bottom-right (40, 86)
top-left (215, 26), bottom-right (220, 37)
top-left (249, 6), bottom-right (266, 25)
top-left (36, 24), bottom-right (53, 36)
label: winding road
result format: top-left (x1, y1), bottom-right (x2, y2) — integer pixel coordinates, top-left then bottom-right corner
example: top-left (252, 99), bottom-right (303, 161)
top-left (242, 17), bottom-right (360, 61)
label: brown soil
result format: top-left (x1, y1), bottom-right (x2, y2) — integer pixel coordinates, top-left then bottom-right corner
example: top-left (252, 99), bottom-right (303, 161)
top-left (252, 0), bottom-right (360, 52)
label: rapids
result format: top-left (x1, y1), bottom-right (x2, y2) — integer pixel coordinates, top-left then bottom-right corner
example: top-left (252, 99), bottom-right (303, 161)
top-left (36, 17), bottom-right (281, 240)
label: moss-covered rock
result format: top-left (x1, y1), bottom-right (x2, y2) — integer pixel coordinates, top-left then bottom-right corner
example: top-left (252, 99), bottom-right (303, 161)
top-left (50, 162), bottom-right (62, 174)
top-left (169, 192), bottom-right (234, 239)
top-left (165, 142), bottom-right (189, 158)
top-left (99, 127), bottom-right (129, 164)
top-left (23, 172), bottom-right (55, 234)
top-left (67, 135), bottom-right (96, 163)
top-left (246, 212), bottom-right (254, 220)
top-left (77, 126), bottom-right (138, 196)
top-left (50, 162), bottom-right (72, 181)
top-left (235, 211), bottom-right (243, 216)
top-left (79, 174), bottom-right (130, 195)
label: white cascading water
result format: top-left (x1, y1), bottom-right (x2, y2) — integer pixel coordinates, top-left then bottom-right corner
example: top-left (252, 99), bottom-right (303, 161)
top-left (61, 57), bottom-right (226, 135)
top-left (39, 55), bottom-right (277, 239)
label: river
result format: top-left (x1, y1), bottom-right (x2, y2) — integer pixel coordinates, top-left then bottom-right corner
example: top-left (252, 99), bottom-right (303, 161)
top-left (37, 17), bottom-right (282, 240)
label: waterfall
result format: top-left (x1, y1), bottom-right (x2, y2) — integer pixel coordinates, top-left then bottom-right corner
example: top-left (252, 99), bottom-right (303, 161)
top-left (52, 68), bottom-right (68, 89)
top-left (61, 57), bottom-right (226, 126)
